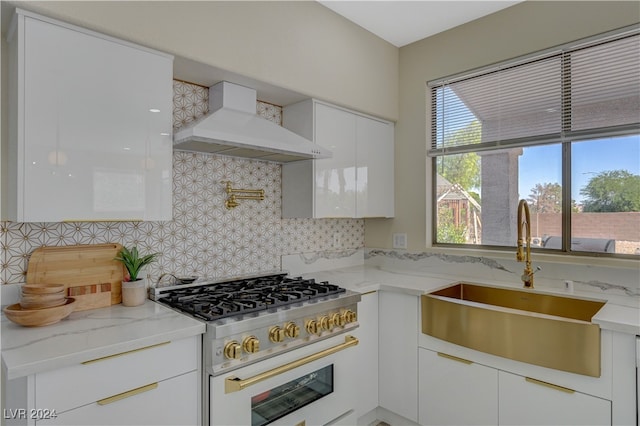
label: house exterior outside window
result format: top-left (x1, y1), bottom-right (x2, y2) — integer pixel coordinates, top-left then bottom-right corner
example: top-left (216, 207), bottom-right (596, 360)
top-left (429, 25), bottom-right (640, 257)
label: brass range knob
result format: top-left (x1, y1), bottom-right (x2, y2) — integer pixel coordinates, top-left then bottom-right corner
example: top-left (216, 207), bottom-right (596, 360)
top-left (284, 322), bottom-right (300, 338)
top-left (305, 319), bottom-right (319, 335)
top-left (242, 335), bottom-right (260, 353)
top-left (319, 315), bottom-right (333, 331)
top-left (269, 326), bottom-right (285, 343)
top-left (224, 340), bottom-right (242, 360)
top-left (331, 312), bottom-right (346, 327)
top-left (342, 310), bottom-right (357, 324)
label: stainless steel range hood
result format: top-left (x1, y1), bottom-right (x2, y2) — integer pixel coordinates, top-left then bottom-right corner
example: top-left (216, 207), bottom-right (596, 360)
top-left (173, 81), bottom-right (331, 162)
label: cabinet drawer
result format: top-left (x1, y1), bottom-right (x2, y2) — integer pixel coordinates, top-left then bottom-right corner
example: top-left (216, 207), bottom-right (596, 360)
top-left (498, 370), bottom-right (611, 425)
top-left (36, 370), bottom-right (198, 425)
top-left (35, 336), bottom-right (198, 413)
top-left (419, 348), bottom-right (498, 425)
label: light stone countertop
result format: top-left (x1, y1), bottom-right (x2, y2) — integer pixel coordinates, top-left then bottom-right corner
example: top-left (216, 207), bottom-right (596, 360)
top-left (296, 264), bottom-right (640, 336)
top-left (1, 300), bottom-right (205, 381)
top-left (2, 263), bottom-right (637, 382)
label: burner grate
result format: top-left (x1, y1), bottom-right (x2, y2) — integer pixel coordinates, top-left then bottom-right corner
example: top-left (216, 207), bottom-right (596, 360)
top-left (158, 274), bottom-right (346, 321)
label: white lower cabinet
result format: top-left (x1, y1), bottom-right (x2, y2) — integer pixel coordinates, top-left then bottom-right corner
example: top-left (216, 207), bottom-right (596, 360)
top-left (418, 348), bottom-right (498, 425)
top-left (6, 336), bottom-right (200, 426)
top-left (418, 347), bottom-right (612, 426)
top-left (498, 370), bottom-right (611, 426)
top-left (354, 291), bottom-right (379, 418)
top-left (328, 410), bottom-right (358, 426)
top-left (36, 371), bottom-right (198, 425)
top-left (378, 291), bottom-right (418, 422)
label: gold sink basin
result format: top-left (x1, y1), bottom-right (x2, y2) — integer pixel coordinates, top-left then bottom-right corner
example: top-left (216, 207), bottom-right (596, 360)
top-left (421, 283), bottom-right (606, 377)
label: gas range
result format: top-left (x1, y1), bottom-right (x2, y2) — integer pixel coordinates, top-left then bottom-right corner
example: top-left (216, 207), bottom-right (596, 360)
top-left (151, 272), bottom-right (361, 376)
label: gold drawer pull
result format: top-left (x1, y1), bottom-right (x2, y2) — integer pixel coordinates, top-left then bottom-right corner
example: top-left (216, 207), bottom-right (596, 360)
top-left (225, 335), bottom-right (359, 394)
top-left (525, 377), bottom-right (575, 394)
top-left (97, 383), bottom-right (158, 405)
top-left (82, 342), bottom-right (170, 365)
top-left (437, 352), bottom-right (473, 365)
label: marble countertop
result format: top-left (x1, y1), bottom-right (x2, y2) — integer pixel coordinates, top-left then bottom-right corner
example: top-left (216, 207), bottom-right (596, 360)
top-left (2, 261), bottom-right (637, 381)
top-left (296, 264), bottom-right (640, 336)
top-left (1, 301), bottom-right (205, 381)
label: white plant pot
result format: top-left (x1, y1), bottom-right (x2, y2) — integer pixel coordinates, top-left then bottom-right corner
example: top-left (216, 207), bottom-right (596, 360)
top-left (121, 278), bottom-right (147, 307)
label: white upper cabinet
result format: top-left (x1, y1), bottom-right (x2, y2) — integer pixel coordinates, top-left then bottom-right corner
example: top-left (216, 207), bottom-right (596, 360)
top-left (355, 114), bottom-right (395, 218)
top-left (5, 10), bottom-right (173, 222)
top-left (282, 99), bottom-right (394, 218)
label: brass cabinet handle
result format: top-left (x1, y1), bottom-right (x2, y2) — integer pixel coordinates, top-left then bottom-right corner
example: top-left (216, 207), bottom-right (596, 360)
top-left (97, 383), bottom-right (158, 405)
top-left (437, 352), bottom-right (473, 365)
top-left (82, 341), bottom-right (170, 365)
top-left (525, 377), bottom-right (575, 394)
top-left (225, 335), bottom-right (359, 394)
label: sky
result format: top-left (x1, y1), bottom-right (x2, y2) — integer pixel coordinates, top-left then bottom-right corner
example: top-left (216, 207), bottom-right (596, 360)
top-left (518, 135), bottom-right (640, 203)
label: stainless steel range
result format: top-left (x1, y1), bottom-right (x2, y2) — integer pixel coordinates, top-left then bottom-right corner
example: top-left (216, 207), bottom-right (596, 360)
top-left (151, 272), bottom-right (361, 426)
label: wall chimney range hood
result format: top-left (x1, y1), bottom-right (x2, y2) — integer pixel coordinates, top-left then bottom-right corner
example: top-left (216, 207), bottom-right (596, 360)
top-left (173, 81), bottom-right (331, 162)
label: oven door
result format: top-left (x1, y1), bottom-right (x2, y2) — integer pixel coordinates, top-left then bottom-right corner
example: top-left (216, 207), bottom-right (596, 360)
top-left (209, 333), bottom-right (359, 426)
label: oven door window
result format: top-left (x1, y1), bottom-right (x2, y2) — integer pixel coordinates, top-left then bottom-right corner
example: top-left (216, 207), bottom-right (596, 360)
top-left (251, 364), bottom-right (334, 426)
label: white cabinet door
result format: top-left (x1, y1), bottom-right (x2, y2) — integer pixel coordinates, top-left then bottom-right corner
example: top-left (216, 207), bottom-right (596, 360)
top-left (6, 337), bottom-right (200, 426)
top-left (378, 291), bottom-right (418, 422)
top-left (418, 348), bottom-right (498, 425)
top-left (9, 11), bottom-right (172, 222)
top-left (35, 337), bottom-right (198, 413)
top-left (498, 371), bottom-right (611, 425)
top-left (356, 116), bottom-right (394, 218)
top-left (314, 102), bottom-right (357, 218)
top-left (354, 291), bottom-right (379, 418)
top-left (37, 371), bottom-right (198, 426)
top-left (282, 100), bottom-right (394, 219)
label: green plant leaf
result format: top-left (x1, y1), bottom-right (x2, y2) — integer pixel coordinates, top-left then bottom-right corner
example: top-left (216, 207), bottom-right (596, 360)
top-left (114, 246), bottom-right (159, 281)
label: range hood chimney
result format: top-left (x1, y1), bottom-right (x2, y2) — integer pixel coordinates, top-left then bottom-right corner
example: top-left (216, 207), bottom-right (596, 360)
top-left (173, 81), bottom-right (331, 162)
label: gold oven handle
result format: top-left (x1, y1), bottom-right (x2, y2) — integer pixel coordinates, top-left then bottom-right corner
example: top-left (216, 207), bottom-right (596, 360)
top-left (225, 335), bottom-right (359, 394)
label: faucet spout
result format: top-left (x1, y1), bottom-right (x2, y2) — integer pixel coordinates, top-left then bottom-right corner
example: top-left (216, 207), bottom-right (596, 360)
top-left (517, 199), bottom-right (535, 288)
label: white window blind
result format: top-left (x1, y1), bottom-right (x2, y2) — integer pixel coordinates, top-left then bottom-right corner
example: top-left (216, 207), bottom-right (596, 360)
top-left (428, 27), bottom-right (640, 156)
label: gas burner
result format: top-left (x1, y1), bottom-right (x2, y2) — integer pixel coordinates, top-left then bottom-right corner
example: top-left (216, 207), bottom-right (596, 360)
top-left (156, 273), bottom-right (346, 321)
top-left (152, 271), bottom-right (360, 380)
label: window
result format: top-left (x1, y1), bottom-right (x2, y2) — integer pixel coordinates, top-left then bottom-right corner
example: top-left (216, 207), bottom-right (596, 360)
top-left (429, 26), bottom-right (640, 257)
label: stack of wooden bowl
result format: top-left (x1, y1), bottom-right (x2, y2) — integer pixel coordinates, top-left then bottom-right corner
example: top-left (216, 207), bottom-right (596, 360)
top-left (21, 284), bottom-right (67, 309)
top-left (3, 284), bottom-right (76, 327)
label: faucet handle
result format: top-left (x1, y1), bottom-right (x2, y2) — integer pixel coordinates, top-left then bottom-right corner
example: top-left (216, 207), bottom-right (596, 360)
top-left (522, 266), bottom-right (541, 289)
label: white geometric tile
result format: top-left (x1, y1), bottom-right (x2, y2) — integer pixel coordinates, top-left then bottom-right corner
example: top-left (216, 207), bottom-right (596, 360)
top-left (0, 80), bottom-right (365, 285)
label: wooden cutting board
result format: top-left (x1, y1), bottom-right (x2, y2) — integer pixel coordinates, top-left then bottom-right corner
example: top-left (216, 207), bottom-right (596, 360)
top-left (26, 243), bottom-right (125, 307)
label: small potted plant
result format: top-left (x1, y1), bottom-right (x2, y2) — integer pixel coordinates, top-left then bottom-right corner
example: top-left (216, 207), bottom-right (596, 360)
top-left (114, 246), bottom-right (159, 306)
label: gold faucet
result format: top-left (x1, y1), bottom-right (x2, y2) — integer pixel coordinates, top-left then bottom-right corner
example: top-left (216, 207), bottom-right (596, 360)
top-left (516, 199), bottom-right (537, 288)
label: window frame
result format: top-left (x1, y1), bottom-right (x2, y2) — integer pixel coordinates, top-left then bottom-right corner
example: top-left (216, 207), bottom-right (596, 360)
top-left (428, 25), bottom-right (640, 259)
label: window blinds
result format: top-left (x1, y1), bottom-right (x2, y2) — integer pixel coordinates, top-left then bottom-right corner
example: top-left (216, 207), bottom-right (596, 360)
top-left (428, 27), bottom-right (640, 156)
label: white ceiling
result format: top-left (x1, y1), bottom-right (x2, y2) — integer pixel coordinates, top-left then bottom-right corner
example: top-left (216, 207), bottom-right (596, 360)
top-left (318, 0), bottom-right (524, 47)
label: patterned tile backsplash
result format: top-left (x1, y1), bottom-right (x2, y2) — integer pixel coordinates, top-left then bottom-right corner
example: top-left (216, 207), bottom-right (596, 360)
top-left (0, 81), bottom-right (364, 285)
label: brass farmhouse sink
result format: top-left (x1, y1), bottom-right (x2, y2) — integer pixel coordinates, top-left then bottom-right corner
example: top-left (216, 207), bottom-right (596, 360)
top-left (421, 283), bottom-right (606, 377)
